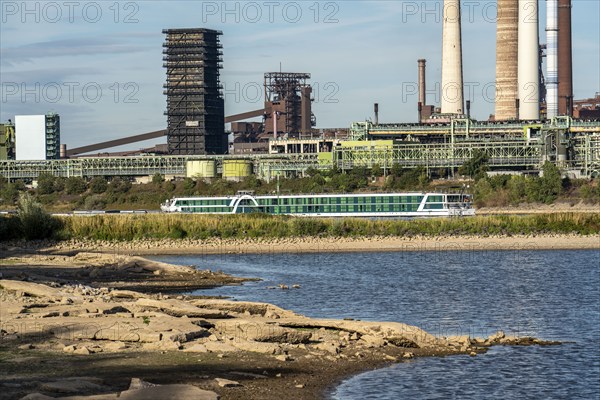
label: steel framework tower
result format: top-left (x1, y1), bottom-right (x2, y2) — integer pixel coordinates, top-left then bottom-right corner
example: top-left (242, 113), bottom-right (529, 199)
top-left (163, 28), bottom-right (227, 155)
top-left (263, 73), bottom-right (313, 138)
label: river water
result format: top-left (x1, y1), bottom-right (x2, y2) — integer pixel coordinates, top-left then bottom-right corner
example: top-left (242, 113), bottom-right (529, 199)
top-left (153, 249), bottom-right (600, 399)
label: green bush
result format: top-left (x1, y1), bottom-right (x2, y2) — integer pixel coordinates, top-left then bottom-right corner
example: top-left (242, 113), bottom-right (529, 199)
top-left (66, 177), bottom-right (87, 195)
top-left (90, 177), bottom-right (108, 194)
top-left (16, 193), bottom-right (62, 240)
top-left (37, 173), bottom-right (56, 195)
top-left (84, 195), bottom-right (107, 210)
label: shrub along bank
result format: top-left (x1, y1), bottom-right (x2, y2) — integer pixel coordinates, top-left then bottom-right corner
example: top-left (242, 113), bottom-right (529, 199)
top-left (50, 213), bottom-right (600, 242)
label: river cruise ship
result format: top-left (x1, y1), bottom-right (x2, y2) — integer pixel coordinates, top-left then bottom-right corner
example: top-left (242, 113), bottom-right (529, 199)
top-left (161, 192), bottom-right (475, 217)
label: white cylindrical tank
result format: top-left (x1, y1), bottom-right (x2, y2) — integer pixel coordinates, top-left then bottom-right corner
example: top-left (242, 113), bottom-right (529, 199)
top-left (441, 0), bottom-right (464, 115)
top-left (518, 0), bottom-right (540, 120)
top-left (546, 0), bottom-right (559, 119)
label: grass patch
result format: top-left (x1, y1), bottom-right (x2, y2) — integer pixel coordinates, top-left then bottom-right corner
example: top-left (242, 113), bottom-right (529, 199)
top-left (56, 213), bottom-right (600, 242)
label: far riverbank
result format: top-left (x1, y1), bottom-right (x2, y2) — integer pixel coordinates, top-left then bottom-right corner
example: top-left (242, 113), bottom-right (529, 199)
top-left (36, 234), bottom-right (600, 256)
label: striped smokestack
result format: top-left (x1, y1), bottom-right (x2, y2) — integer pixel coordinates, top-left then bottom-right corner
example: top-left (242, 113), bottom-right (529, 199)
top-left (558, 0), bottom-right (573, 116)
top-left (441, 0), bottom-right (464, 115)
top-left (495, 0), bottom-right (519, 120)
top-left (518, 0), bottom-right (540, 120)
top-left (546, 0), bottom-right (559, 119)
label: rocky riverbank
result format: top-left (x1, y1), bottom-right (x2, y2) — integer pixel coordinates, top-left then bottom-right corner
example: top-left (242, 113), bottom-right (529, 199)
top-left (0, 251), bottom-right (561, 400)
top-left (36, 233), bottom-right (600, 256)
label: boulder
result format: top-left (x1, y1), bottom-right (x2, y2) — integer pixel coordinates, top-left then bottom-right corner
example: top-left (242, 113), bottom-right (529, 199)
top-left (203, 341), bottom-right (238, 353)
top-left (360, 335), bottom-right (386, 347)
top-left (230, 340), bottom-right (281, 355)
top-left (135, 298), bottom-right (229, 319)
top-left (0, 280), bottom-right (62, 299)
top-left (215, 378), bottom-right (241, 388)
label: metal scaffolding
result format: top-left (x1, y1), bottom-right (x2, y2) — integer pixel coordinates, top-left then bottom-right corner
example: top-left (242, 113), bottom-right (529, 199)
top-left (163, 28), bottom-right (226, 155)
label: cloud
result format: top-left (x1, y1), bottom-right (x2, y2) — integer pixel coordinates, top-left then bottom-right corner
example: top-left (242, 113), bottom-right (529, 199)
top-left (1, 36), bottom-right (149, 67)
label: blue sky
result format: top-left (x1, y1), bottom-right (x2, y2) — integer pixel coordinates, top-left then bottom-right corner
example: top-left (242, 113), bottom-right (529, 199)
top-left (1, 0), bottom-right (599, 151)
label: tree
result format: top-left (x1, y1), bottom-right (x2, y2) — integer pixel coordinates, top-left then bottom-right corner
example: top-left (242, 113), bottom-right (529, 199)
top-left (458, 150), bottom-right (489, 180)
top-left (108, 177), bottom-right (132, 194)
top-left (371, 164), bottom-right (383, 177)
top-left (538, 162), bottom-right (562, 203)
top-left (37, 173), bottom-right (56, 195)
top-left (90, 177), bottom-right (108, 194)
top-left (152, 173), bottom-right (164, 185)
top-left (65, 177), bottom-right (87, 195)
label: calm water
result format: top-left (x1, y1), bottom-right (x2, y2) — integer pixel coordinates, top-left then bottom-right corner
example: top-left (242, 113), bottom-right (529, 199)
top-left (153, 250), bottom-right (600, 399)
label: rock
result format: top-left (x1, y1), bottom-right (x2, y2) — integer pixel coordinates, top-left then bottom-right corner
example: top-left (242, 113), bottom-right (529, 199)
top-left (62, 345), bottom-right (77, 353)
top-left (295, 384), bottom-right (305, 388)
top-left (473, 337), bottom-right (486, 345)
top-left (136, 298), bottom-right (229, 319)
top-left (215, 320), bottom-right (310, 344)
top-left (402, 352), bottom-right (415, 359)
top-left (73, 346), bottom-right (91, 355)
top-left (64, 384), bottom-right (218, 400)
top-left (142, 341), bottom-right (181, 351)
top-left (499, 335), bottom-right (519, 344)
top-left (42, 311), bottom-right (60, 318)
top-left (102, 306), bottom-right (131, 315)
top-left (313, 341), bottom-right (340, 355)
top-left (278, 284), bottom-right (289, 290)
top-left (230, 340), bottom-right (281, 354)
top-left (0, 280), bottom-right (62, 299)
top-left (264, 310), bottom-right (280, 319)
top-left (110, 290), bottom-right (146, 299)
top-left (292, 284), bottom-right (301, 289)
top-left (360, 334), bottom-right (386, 347)
top-left (129, 378), bottom-right (158, 390)
top-left (215, 378), bottom-right (241, 388)
top-left (387, 336), bottom-right (419, 348)
top-left (19, 394), bottom-right (54, 400)
top-left (470, 351), bottom-right (477, 356)
top-left (488, 331), bottom-right (505, 342)
top-left (103, 341), bottom-right (128, 351)
top-left (183, 343), bottom-right (208, 353)
top-left (274, 354), bottom-right (293, 362)
top-left (18, 343), bottom-right (35, 350)
top-left (203, 341), bottom-right (238, 353)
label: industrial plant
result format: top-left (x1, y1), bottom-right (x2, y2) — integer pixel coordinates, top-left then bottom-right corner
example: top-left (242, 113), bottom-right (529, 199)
top-left (1, 0), bottom-right (599, 184)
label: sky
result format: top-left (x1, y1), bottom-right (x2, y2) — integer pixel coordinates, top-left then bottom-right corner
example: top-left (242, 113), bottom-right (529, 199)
top-left (1, 0), bottom-right (599, 151)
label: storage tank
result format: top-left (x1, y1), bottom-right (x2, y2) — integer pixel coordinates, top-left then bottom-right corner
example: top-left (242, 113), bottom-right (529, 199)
top-left (186, 160), bottom-right (216, 179)
top-left (222, 159), bottom-right (253, 181)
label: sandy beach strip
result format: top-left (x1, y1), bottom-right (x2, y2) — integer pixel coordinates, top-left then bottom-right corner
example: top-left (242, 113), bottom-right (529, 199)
top-left (48, 234), bottom-right (600, 256)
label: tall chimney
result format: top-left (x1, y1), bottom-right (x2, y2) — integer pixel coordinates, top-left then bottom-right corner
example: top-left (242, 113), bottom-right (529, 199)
top-left (546, 0), bottom-right (559, 119)
top-left (495, 0), bottom-right (519, 120)
top-left (418, 59), bottom-right (427, 106)
top-left (558, 0), bottom-right (573, 116)
top-left (374, 103), bottom-right (379, 125)
top-left (441, 0), bottom-right (464, 115)
top-left (518, 0), bottom-right (540, 120)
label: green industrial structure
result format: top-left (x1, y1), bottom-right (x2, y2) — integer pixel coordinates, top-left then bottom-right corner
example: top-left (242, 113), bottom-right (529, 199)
top-left (0, 117), bottom-right (599, 181)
